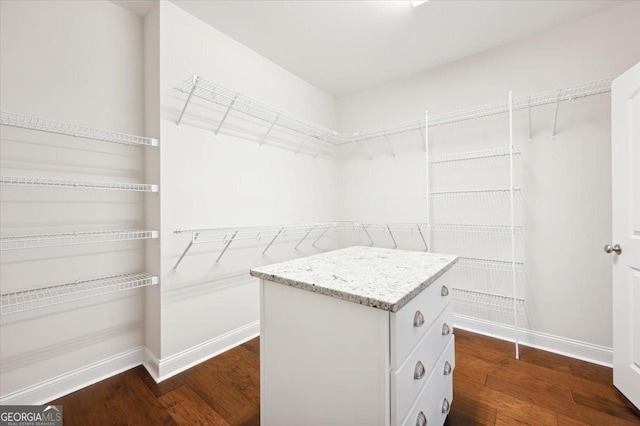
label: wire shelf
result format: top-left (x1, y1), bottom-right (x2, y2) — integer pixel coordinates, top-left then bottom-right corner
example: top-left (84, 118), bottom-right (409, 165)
top-left (1, 230), bottom-right (159, 251)
top-left (0, 272), bottom-right (159, 316)
top-left (428, 188), bottom-right (521, 197)
top-left (429, 147), bottom-right (521, 164)
top-left (0, 111), bottom-right (158, 147)
top-left (428, 223), bottom-right (523, 234)
top-left (452, 288), bottom-right (525, 313)
top-left (456, 256), bottom-right (524, 273)
top-left (0, 176), bottom-right (158, 192)
top-left (178, 222), bottom-right (337, 244)
top-left (175, 76), bottom-right (339, 146)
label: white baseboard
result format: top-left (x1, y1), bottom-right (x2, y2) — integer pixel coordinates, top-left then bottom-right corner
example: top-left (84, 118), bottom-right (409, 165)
top-left (143, 320), bottom-right (260, 383)
top-left (453, 314), bottom-right (613, 367)
top-left (0, 347), bottom-right (145, 405)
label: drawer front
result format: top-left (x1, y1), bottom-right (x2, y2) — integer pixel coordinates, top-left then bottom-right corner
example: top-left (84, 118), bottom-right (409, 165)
top-left (400, 336), bottom-right (455, 426)
top-left (391, 278), bottom-right (452, 368)
top-left (391, 305), bottom-right (453, 425)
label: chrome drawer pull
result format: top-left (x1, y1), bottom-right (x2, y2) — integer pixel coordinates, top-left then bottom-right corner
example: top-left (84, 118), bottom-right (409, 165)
top-left (414, 361), bottom-right (426, 380)
top-left (414, 310), bottom-right (425, 327)
top-left (443, 361), bottom-right (452, 376)
top-left (416, 411), bottom-right (427, 426)
top-left (442, 322), bottom-right (451, 336)
top-left (441, 285), bottom-right (449, 297)
top-left (442, 398), bottom-right (450, 414)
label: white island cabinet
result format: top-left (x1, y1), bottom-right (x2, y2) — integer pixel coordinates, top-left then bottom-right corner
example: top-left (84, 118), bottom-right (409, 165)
top-left (250, 246), bottom-right (458, 426)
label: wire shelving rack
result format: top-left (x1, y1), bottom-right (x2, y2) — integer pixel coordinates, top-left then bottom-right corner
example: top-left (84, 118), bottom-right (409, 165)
top-left (1, 230), bottom-right (159, 251)
top-left (0, 272), bottom-right (159, 316)
top-left (0, 176), bottom-right (158, 192)
top-left (0, 111), bottom-right (158, 147)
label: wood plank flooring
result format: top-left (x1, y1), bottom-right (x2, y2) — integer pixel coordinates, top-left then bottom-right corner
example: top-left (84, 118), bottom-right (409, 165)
top-left (51, 329), bottom-right (640, 425)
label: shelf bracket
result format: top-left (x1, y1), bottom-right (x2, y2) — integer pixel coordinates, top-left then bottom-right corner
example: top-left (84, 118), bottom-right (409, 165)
top-left (260, 113), bottom-right (280, 146)
top-left (384, 133), bottom-right (397, 157)
top-left (176, 75), bottom-right (198, 128)
top-left (551, 89), bottom-right (561, 139)
top-left (417, 224), bottom-right (428, 251)
top-left (362, 137), bottom-right (374, 160)
top-left (312, 137), bottom-right (329, 158)
top-left (215, 230), bottom-right (238, 264)
top-left (294, 131), bottom-right (312, 155)
top-left (294, 225), bottom-right (316, 250)
top-left (312, 225), bottom-right (332, 247)
top-left (386, 224), bottom-right (398, 248)
top-left (419, 127), bottom-right (426, 146)
top-left (528, 96), bottom-right (533, 143)
top-left (215, 92), bottom-right (238, 136)
top-left (172, 232), bottom-right (199, 272)
top-left (361, 224), bottom-right (374, 246)
top-left (262, 227), bottom-right (284, 255)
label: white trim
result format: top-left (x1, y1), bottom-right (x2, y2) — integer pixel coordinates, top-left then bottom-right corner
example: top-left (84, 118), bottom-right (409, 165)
top-left (143, 320), bottom-right (260, 383)
top-left (453, 314), bottom-right (613, 367)
top-left (0, 347), bottom-right (144, 405)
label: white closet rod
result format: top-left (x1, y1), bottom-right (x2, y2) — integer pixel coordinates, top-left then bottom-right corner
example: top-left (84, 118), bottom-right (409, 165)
top-left (0, 111), bottom-right (158, 147)
top-left (174, 76), bottom-right (613, 148)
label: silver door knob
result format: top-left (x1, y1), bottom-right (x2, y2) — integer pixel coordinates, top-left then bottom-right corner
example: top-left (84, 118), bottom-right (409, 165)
top-left (604, 244), bottom-right (622, 255)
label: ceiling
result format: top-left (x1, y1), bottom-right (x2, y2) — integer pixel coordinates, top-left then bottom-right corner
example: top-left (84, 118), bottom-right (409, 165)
top-left (118, 0), bottom-right (627, 97)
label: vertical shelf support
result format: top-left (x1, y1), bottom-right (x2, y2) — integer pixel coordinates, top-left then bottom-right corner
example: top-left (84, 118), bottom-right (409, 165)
top-left (551, 89), bottom-right (561, 139)
top-left (172, 232), bottom-right (199, 272)
top-left (176, 75), bottom-right (198, 128)
top-left (360, 135), bottom-right (374, 160)
top-left (262, 228), bottom-right (284, 255)
top-left (528, 95), bottom-right (533, 143)
top-left (425, 111), bottom-right (430, 252)
top-left (509, 90), bottom-right (520, 360)
top-left (312, 137), bottom-right (329, 158)
top-left (419, 127), bottom-right (426, 146)
top-left (215, 230), bottom-right (238, 264)
top-left (260, 113), bottom-right (280, 146)
top-left (417, 224), bottom-right (428, 251)
top-left (215, 92), bottom-right (239, 136)
top-left (294, 225), bottom-right (316, 250)
top-left (312, 225), bottom-right (332, 247)
top-left (361, 224), bottom-right (374, 246)
top-left (294, 131), bottom-right (312, 155)
top-left (386, 224), bottom-right (398, 249)
top-left (384, 133), bottom-right (397, 157)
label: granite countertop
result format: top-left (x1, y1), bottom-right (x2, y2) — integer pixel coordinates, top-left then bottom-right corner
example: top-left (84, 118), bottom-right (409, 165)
top-left (250, 246), bottom-right (458, 312)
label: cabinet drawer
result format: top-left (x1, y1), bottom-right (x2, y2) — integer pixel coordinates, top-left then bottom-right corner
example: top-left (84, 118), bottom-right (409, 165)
top-left (401, 336), bottom-right (455, 426)
top-left (391, 278), bottom-right (452, 368)
top-left (391, 305), bottom-right (453, 425)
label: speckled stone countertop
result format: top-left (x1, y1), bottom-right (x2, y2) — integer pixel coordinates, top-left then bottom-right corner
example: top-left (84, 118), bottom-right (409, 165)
top-left (250, 246), bottom-right (458, 312)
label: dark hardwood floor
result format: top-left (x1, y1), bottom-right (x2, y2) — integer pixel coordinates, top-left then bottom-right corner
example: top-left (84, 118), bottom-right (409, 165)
top-left (51, 329), bottom-right (640, 425)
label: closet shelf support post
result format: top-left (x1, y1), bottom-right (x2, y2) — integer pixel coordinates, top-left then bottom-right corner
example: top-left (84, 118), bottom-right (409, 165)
top-left (417, 224), bottom-right (428, 251)
top-left (551, 89), bottom-right (561, 139)
top-left (215, 92), bottom-right (239, 136)
top-left (260, 113), bottom-right (280, 146)
top-left (216, 230), bottom-right (238, 264)
top-left (177, 75), bottom-right (198, 128)
top-left (312, 225), bottom-right (332, 247)
top-left (262, 227), bottom-right (284, 255)
top-left (294, 131), bottom-right (312, 155)
top-left (384, 133), bottom-right (397, 157)
top-left (172, 232), bottom-right (198, 272)
top-left (386, 224), bottom-right (398, 248)
top-left (312, 137), bottom-right (328, 158)
top-left (361, 224), bottom-right (374, 246)
top-left (294, 225), bottom-right (316, 250)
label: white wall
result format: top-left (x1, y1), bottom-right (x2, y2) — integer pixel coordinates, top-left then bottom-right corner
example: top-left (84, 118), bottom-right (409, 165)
top-left (154, 2), bottom-right (340, 370)
top-left (0, 1), bottom-right (148, 402)
top-left (336, 2), bottom-right (640, 349)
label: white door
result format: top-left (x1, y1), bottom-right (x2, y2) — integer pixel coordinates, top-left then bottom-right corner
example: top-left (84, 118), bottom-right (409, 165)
top-left (611, 61), bottom-right (640, 409)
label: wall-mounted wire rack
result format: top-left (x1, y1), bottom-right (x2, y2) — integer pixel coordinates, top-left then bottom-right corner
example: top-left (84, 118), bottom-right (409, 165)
top-left (171, 221), bottom-right (435, 271)
top-left (0, 176), bottom-right (158, 192)
top-left (456, 257), bottom-right (524, 273)
top-left (173, 75), bottom-right (612, 153)
top-left (429, 147), bottom-right (521, 164)
top-left (0, 230), bottom-right (158, 251)
top-left (0, 111), bottom-right (158, 147)
top-left (452, 288), bottom-right (525, 315)
top-left (0, 272), bottom-right (159, 316)
top-left (428, 188), bottom-right (521, 197)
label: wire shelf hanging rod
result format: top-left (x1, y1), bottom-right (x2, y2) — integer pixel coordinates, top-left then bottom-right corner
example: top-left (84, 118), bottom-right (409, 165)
top-left (0, 111), bottom-right (158, 147)
top-left (0, 272), bottom-right (159, 316)
top-left (0, 176), bottom-right (158, 192)
top-left (1, 230), bottom-right (159, 251)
